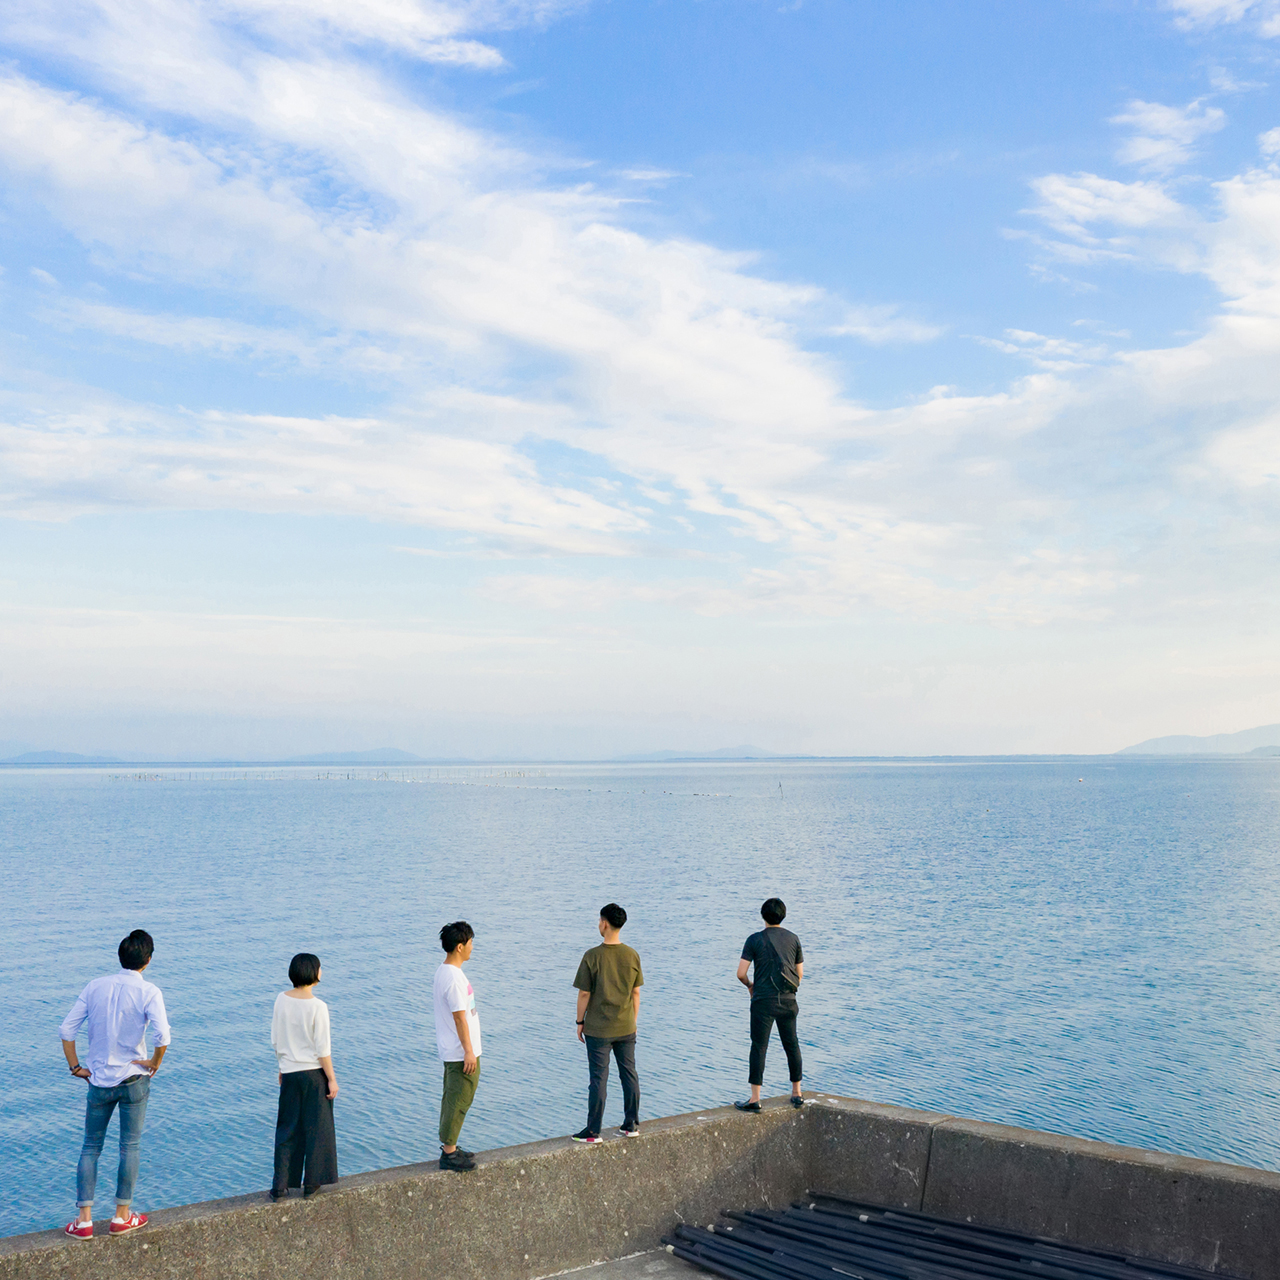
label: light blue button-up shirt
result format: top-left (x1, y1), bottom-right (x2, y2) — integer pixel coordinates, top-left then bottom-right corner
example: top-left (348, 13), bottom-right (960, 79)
top-left (59, 969), bottom-right (172, 1088)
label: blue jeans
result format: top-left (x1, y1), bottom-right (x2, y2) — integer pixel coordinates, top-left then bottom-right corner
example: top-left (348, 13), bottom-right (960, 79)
top-left (76, 1075), bottom-right (150, 1208)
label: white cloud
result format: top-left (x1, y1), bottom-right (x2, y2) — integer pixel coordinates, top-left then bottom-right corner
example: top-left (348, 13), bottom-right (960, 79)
top-left (0, 0), bottom-right (1278, 651)
top-left (1029, 173), bottom-right (1184, 238)
top-left (977, 329), bottom-right (1111, 372)
top-left (1205, 414), bottom-right (1280, 486)
top-left (1164, 0), bottom-right (1280, 33)
top-left (831, 306), bottom-right (943, 345)
top-left (1111, 99), bottom-right (1226, 172)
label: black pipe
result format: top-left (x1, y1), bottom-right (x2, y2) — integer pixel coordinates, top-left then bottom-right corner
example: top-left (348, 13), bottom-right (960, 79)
top-left (665, 1198), bottom-right (1243, 1280)
top-left (805, 1194), bottom-right (1225, 1280)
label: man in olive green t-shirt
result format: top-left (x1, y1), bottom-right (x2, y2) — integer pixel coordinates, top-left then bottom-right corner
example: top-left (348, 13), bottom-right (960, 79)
top-left (571, 903), bottom-right (643, 1142)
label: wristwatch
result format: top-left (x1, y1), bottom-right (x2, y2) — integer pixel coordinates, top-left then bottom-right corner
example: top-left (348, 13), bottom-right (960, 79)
top-left (69, 1062), bottom-right (82, 1074)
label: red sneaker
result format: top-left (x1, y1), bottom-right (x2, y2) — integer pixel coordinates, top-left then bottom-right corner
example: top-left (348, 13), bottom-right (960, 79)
top-left (65, 1220), bottom-right (93, 1240)
top-left (109, 1212), bottom-right (147, 1236)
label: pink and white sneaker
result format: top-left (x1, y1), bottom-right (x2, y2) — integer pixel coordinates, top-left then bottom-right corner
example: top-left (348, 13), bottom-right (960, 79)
top-left (109, 1212), bottom-right (147, 1236)
top-left (65, 1220), bottom-right (93, 1240)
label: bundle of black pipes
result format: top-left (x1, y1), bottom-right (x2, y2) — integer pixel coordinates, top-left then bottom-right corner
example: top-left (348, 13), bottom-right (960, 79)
top-left (662, 1192), bottom-right (1241, 1280)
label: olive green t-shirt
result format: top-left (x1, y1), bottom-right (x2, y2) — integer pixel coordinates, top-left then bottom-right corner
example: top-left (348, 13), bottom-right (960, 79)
top-left (573, 942), bottom-right (644, 1039)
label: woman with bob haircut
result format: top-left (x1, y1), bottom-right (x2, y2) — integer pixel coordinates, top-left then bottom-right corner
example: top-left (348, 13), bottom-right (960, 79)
top-left (269, 952), bottom-right (339, 1199)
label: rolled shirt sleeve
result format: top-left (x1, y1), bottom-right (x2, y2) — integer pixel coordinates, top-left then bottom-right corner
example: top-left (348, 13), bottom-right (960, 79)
top-left (144, 985), bottom-right (172, 1047)
top-left (59, 988), bottom-right (90, 1043)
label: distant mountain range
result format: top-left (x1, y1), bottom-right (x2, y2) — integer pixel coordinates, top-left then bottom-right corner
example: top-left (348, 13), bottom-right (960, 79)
top-left (282, 748), bottom-right (427, 764)
top-left (612, 745), bottom-right (783, 761)
top-left (1118, 723), bottom-right (1280, 755)
top-left (0, 743), bottom-right (785, 765)
top-left (0, 750), bottom-right (121, 764)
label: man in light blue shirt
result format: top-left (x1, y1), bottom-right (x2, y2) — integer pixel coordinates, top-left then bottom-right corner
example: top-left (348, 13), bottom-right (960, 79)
top-left (58, 929), bottom-right (171, 1239)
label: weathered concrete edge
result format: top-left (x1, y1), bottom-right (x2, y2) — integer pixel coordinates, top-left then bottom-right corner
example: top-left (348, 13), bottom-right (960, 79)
top-left (921, 1115), bottom-right (1280, 1280)
top-left (6, 1097), bottom-right (1280, 1279)
top-left (0, 1099), bottom-right (816, 1279)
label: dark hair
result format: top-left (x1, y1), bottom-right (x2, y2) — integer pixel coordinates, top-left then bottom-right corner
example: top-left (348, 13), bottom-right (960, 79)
top-left (288, 952), bottom-right (322, 987)
top-left (600, 902), bottom-right (627, 930)
top-left (440, 921), bottom-right (475, 953)
top-left (118, 929), bottom-right (154, 971)
top-left (761, 898), bottom-right (787, 925)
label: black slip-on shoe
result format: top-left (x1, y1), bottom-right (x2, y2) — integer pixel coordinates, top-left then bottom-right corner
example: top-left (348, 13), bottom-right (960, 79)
top-left (302, 1185), bottom-right (322, 1199)
top-left (269, 1188), bottom-right (288, 1201)
top-left (734, 1099), bottom-right (762, 1113)
top-left (439, 1147), bottom-right (477, 1172)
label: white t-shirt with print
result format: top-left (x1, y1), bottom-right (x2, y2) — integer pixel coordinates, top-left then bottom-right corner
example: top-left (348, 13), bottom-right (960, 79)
top-left (433, 963), bottom-right (482, 1062)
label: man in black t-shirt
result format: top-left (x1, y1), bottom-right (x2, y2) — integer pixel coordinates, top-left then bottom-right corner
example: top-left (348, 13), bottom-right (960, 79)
top-left (734, 898), bottom-right (804, 1112)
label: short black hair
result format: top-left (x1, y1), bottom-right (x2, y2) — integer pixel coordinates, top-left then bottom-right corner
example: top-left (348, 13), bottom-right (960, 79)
top-left (761, 898), bottom-right (787, 925)
top-left (440, 921), bottom-right (475, 953)
top-left (600, 903), bottom-right (627, 930)
top-left (118, 930), bottom-right (154, 971)
top-left (288, 952), bottom-right (321, 987)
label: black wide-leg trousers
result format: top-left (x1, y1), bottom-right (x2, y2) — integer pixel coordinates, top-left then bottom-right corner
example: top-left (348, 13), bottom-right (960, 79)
top-left (273, 1068), bottom-right (338, 1192)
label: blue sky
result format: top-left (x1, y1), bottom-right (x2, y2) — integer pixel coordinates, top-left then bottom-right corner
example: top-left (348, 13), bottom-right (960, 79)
top-left (1, 0), bottom-right (1278, 758)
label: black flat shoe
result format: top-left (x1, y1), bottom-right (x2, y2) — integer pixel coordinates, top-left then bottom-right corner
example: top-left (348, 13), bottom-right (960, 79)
top-left (269, 1189), bottom-right (287, 1201)
top-left (791, 1095), bottom-right (805, 1108)
top-left (734, 1099), bottom-right (761, 1112)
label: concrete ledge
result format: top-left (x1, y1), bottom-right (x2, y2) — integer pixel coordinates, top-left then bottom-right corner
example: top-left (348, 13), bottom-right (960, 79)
top-left (804, 1093), bottom-right (949, 1209)
top-left (0, 1101), bottom-right (809, 1280)
top-left (4, 1097), bottom-right (1280, 1280)
top-left (923, 1117), bottom-right (1280, 1280)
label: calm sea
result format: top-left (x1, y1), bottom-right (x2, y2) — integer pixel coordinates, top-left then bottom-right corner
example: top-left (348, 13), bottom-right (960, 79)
top-left (1, 758), bottom-right (1278, 1237)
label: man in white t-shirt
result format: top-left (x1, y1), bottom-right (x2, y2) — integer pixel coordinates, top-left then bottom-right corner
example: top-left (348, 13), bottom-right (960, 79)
top-left (433, 921), bottom-right (481, 1172)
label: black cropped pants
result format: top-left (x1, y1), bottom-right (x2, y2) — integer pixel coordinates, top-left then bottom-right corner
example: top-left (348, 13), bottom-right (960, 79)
top-left (748, 996), bottom-right (802, 1086)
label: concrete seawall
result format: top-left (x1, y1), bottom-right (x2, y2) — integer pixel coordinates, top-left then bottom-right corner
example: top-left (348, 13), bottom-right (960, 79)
top-left (3, 1095), bottom-right (1278, 1280)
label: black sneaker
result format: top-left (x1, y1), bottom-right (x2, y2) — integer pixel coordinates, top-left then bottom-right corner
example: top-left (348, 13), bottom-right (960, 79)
top-left (791, 1095), bottom-right (805, 1109)
top-left (618, 1122), bottom-right (640, 1137)
top-left (571, 1128), bottom-right (603, 1144)
top-left (440, 1147), bottom-right (477, 1171)
top-left (734, 1099), bottom-right (762, 1112)
top-left (269, 1188), bottom-right (287, 1201)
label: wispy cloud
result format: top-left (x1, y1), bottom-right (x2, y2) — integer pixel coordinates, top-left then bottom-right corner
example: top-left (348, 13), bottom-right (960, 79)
top-left (1164, 0), bottom-right (1280, 35)
top-left (1111, 98), bottom-right (1226, 172)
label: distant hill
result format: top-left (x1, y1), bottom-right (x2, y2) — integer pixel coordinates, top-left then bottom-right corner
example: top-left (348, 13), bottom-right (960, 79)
top-left (282, 748), bottom-right (425, 764)
top-left (1, 750), bottom-right (121, 763)
top-left (614, 745), bottom-right (783, 762)
top-left (1118, 723), bottom-right (1280, 755)
top-left (1250, 744), bottom-right (1280, 757)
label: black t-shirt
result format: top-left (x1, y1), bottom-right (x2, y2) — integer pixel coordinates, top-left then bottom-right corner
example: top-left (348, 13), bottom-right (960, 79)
top-left (741, 927), bottom-right (803, 1001)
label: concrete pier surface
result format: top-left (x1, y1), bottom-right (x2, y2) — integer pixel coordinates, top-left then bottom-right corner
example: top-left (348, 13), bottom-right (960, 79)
top-left (4, 1093), bottom-right (1280, 1280)
top-left (538, 1250), bottom-right (697, 1278)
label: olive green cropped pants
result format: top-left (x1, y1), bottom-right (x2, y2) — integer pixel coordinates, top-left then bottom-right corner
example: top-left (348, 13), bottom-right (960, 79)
top-left (439, 1059), bottom-right (480, 1146)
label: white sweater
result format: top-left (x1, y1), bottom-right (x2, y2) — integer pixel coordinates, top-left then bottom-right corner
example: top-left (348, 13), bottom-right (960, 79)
top-left (271, 992), bottom-right (332, 1073)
